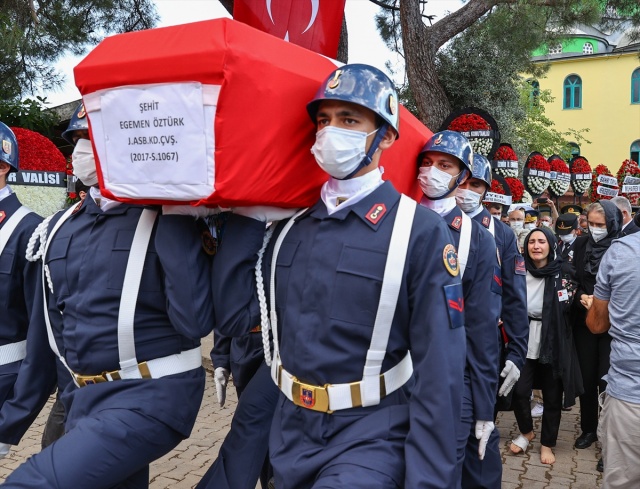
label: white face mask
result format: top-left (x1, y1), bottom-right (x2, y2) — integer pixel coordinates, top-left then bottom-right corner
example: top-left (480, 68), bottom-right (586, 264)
top-left (559, 233), bottom-right (576, 245)
top-left (418, 166), bottom-right (457, 199)
top-left (541, 221), bottom-right (551, 227)
top-left (310, 126), bottom-right (377, 179)
top-left (524, 223), bottom-right (536, 231)
top-left (455, 188), bottom-right (482, 213)
top-left (589, 226), bottom-right (608, 243)
top-left (510, 221), bottom-right (524, 231)
top-left (72, 139), bottom-right (98, 186)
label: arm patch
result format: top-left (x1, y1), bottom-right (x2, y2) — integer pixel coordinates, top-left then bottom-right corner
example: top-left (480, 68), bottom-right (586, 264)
top-left (443, 283), bottom-right (465, 329)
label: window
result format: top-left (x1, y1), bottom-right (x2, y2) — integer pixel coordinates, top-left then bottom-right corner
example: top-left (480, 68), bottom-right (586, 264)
top-left (527, 79), bottom-right (540, 106)
top-left (582, 42), bottom-right (594, 54)
top-left (563, 75), bottom-right (582, 109)
top-left (631, 140), bottom-right (640, 163)
top-left (569, 142), bottom-right (580, 157)
top-left (548, 44), bottom-right (563, 55)
top-left (632, 68), bottom-right (640, 104)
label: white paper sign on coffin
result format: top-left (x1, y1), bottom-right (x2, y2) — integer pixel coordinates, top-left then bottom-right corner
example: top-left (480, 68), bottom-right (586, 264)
top-left (83, 82), bottom-right (219, 202)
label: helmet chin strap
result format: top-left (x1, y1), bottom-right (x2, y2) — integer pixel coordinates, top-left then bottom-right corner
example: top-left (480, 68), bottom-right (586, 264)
top-left (340, 123), bottom-right (389, 180)
top-left (428, 170), bottom-right (469, 201)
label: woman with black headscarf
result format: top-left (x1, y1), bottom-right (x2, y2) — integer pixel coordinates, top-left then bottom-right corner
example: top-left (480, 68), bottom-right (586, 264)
top-left (570, 200), bottom-right (622, 465)
top-left (509, 227), bottom-right (582, 465)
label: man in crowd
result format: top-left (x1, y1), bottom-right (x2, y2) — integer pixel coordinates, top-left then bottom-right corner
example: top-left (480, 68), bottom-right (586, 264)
top-left (556, 213), bottom-right (579, 285)
top-left (508, 207), bottom-right (525, 235)
top-left (611, 195), bottom-right (639, 236)
top-left (586, 223), bottom-right (640, 487)
top-left (456, 153), bottom-right (528, 488)
top-left (0, 121), bottom-right (43, 459)
top-left (524, 210), bottom-right (538, 231)
top-left (209, 64), bottom-right (467, 488)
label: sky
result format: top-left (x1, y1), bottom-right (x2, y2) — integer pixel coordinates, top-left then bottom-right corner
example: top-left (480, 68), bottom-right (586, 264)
top-left (39, 0), bottom-right (463, 107)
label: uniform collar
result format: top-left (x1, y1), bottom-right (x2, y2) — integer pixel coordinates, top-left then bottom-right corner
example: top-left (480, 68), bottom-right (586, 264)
top-left (0, 191), bottom-right (20, 213)
top-left (475, 207), bottom-right (493, 229)
top-left (443, 205), bottom-right (464, 234)
top-left (302, 180), bottom-right (400, 231)
top-left (76, 193), bottom-right (141, 216)
top-left (0, 185), bottom-right (12, 203)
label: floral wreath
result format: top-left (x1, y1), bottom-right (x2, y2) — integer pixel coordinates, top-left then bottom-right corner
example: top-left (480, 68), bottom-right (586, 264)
top-left (616, 159), bottom-right (640, 205)
top-left (440, 107), bottom-right (500, 159)
top-left (492, 143), bottom-right (519, 178)
top-left (590, 164), bottom-right (619, 202)
top-left (9, 127), bottom-right (68, 217)
top-left (523, 152), bottom-right (550, 197)
top-left (548, 155), bottom-right (570, 198)
top-left (504, 177), bottom-right (525, 203)
top-left (483, 173), bottom-right (513, 206)
top-left (569, 156), bottom-right (592, 196)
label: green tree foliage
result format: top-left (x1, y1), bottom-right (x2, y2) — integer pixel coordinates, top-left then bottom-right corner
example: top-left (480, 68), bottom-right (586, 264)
top-left (0, 0), bottom-right (159, 100)
top-left (0, 96), bottom-right (57, 136)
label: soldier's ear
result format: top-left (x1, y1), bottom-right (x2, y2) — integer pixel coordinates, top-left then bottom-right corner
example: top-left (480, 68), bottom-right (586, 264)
top-left (378, 126), bottom-right (397, 151)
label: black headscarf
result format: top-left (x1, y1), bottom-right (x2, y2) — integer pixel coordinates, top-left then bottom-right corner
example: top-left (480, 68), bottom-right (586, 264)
top-left (584, 200), bottom-right (622, 276)
top-left (523, 227), bottom-right (564, 374)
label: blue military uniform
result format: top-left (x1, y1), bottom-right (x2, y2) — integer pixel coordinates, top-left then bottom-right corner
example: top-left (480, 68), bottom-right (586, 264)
top-left (0, 191), bottom-right (41, 406)
top-left (212, 181), bottom-right (466, 488)
top-left (210, 331), bottom-right (264, 398)
top-left (0, 196), bottom-right (214, 488)
top-left (435, 206), bottom-right (501, 486)
top-left (462, 206), bottom-right (528, 488)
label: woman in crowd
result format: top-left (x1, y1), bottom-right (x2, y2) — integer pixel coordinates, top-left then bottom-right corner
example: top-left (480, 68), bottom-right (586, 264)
top-left (509, 227), bottom-right (582, 464)
top-left (570, 200), bottom-right (622, 470)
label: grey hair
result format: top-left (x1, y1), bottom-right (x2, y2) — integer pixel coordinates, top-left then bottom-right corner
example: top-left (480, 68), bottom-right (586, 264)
top-left (586, 202), bottom-right (605, 219)
top-left (611, 196), bottom-right (632, 215)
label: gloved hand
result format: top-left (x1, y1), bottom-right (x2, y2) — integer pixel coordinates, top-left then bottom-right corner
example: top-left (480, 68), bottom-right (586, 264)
top-left (162, 205), bottom-right (220, 217)
top-left (475, 420), bottom-right (495, 460)
top-left (498, 360), bottom-right (520, 397)
top-left (233, 206), bottom-right (300, 223)
top-left (0, 442), bottom-right (11, 459)
top-left (213, 367), bottom-right (230, 408)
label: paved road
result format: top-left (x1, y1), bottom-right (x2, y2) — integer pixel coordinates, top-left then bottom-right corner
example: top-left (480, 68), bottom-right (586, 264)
top-left (0, 349), bottom-right (603, 488)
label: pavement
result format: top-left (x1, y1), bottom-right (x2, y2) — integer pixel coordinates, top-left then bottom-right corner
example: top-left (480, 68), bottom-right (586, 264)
top-left (0, 340), bottom-right (603, 488)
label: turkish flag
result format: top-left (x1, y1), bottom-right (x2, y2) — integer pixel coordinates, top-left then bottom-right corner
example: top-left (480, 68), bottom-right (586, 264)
top-left (233, 0), bottom-right (345, 58)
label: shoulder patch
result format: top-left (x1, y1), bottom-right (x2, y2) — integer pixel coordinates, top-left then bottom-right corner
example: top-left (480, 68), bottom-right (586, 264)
top-left (443, 283), bottom-right (465, 329)
top-left (491, 266), bottom-right (503, 295)
top-left (201, 229), bottom-right (217, 256)
top-left (450, 216), bottom-right (462, 230)
top-left (515, 256), bottom-right (526, 275)
top-left (0, 210), bottom-right (5, 225)
top-left (482, 216), bottom-right (490, 228)
top-left (365, 203), bottom-right (386, 225)
top-left (443, 244), bottom-right (459, 276)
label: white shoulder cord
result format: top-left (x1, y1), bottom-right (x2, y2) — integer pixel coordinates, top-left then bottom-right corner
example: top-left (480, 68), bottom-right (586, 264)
top-left (488, 215), bottom-right (496, 237)
top-left (255, 225), bottom-right (275, 366)
top-left (458, 212), bottom-right (472, 279)
top-left (26, 214), bottom-right (55, 262)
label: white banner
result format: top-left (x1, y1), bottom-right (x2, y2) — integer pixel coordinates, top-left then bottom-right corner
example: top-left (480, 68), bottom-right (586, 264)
top-left (573, 173), bottom-right (592, 180)
top-left (596, 185), bottom-right (619, 197)
top-left (483, 192), bottom-right (512, 205)
top-left (7, 171), bottom-right (67, 188)
top-left (597, 174), bottom-right (618, 186)
top-left (494, 160), bottom-right (518, 169)
top-left (623, 176), bottom-right (640, 185)
top-left (622, 184), bottom-right (640, 194)
top-left (550, 172), bottom-right (571, 182)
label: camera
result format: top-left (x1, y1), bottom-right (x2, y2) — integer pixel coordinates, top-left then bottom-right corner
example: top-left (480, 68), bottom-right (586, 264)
top-left (537, 197), bottom-right (548, 204)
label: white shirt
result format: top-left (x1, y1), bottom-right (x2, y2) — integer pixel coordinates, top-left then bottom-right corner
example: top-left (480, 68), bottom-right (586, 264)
top-left (320, 169), bottom-right (384, 215)
top-left (526, 272), bottom-right (545, 360)
top-left (89, 187), bottom-right (122, 212)
top-left (0, 185), bottom-right (12, 202)
top-left (419, 195), bottom-right (457, 217)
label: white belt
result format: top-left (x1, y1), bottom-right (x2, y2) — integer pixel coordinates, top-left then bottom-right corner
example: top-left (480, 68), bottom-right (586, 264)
top-left (72, 346), bottom-right (202, 387)
top-left (0, 340), bottom-right (27, 366)
top-left (277, 352), bottom-right (413, 413)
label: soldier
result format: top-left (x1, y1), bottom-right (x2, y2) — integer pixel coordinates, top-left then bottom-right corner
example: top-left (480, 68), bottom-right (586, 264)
top-left (417, 133), bottom-right (501, 486)
top-left (456, 154), bottom-right (529, 488)
top-left (0, 116), bottom-right (215, 487)
top-left (0, 122), bottom-right (42, 459)
top-left (555, 213), bottom-right (579, 286)
top-left (524, 210), bottom-right (538, 231)
top-left (210, 64), bottom-right (466, 488)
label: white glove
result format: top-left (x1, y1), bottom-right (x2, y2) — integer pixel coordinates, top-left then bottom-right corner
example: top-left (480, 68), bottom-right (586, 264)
top-left (213, 367), bottom-right (230, 408)
top-left (162, 205), bottom-right (219, 217)
top-left (0, 443), bottom-right (11, 459)
top-left (233, 206), bottom-right (300, 222)
top-left (498, 360), bottom-right (520, 397)
top-left (475, 420), bottom-right (495, 460)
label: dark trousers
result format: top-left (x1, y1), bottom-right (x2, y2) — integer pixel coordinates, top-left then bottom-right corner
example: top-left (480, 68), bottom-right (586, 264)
top-left (512, 359), bottom-right (563, 447)
top-left (573, 323), bottom-right (611, 433)
top-left (41, 392), bottom-right (66, 449)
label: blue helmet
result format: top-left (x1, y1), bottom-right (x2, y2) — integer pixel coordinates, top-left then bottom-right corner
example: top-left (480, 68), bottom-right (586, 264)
top-left (307, 64), bottom-right (400, 137)
top-left (418, 130), bottom-right (473, 173)
top-left (0, 122), bottom-right (19, 173)
top-left (61, 103), bottom-right (89, 144)
top-left (469, 153), bottom-right (492, 188)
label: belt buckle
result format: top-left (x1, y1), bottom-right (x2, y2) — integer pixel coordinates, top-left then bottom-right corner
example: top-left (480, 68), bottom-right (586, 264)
top-left (291, 378), bottom-right (331, 414)
top-left (74, 373), bottom-right (106, 387)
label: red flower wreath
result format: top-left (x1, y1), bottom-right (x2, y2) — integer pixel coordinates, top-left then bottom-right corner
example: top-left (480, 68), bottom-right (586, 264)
top-left (10, 127), bottom-right (66, 171)
top-left (527, 154), bottom-right (550, 172)
top-left (489, 179), bottom-right (505, 195)
top-left (616, 159), bottom-right (640, 205)
top-left (505, 177), bottom-right (524, 203)
top-left (494, 145), bottom-right (517, 162)
top-left (590, 164), bottom-right (618, 202)
top-left (448, 114), bottom-right (490, 132)
top-left (550, 158), bottom-right (569, 174)
top-left (571, 157), bottom-right (591, 174)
